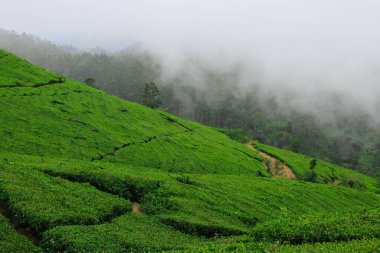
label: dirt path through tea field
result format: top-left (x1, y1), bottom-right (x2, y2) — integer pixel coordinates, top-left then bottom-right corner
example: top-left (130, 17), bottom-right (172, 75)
top-left (245, 142), bottom-right (297, 179)
top-left (132, 202), bottom-right (141, 213)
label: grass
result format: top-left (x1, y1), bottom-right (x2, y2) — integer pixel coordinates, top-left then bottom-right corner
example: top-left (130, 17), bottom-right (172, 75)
top-left (252, 141), bottom-right (379, 192)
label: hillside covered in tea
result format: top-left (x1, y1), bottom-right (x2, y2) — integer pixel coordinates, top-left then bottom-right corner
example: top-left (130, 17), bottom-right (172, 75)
top-left (0, 50), bottom-right (379, 252)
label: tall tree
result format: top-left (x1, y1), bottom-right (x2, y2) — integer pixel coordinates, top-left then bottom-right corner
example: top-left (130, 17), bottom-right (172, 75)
top-left (84, 77), bottom-right (95, 87)
top-left (143, 82), bottom-right (161, 109)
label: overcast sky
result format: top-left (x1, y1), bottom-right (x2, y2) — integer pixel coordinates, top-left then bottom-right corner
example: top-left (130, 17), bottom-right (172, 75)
top-left (2, 0), bottom-right (380, 121)
top-left (2, 0), bottom-right (380, 50)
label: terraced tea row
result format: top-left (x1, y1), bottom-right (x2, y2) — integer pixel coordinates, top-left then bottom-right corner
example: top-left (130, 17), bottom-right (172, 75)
top-left (0, 165), bottom-right (131, 232)
top-left (0, 213), bottom-right (41, 253)
top-left (251, 208), bottom-right (380, 244)
top-left (170, 238), bottom-right (380, 252)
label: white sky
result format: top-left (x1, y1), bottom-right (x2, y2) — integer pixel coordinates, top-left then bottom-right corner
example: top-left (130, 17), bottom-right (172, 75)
top-left (2, 0), bottom-right (380, 50)
top-left (1, 0), bottom-right (380, 120)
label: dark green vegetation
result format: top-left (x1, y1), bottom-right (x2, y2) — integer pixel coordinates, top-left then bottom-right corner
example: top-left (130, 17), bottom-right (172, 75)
top-left (42, 214), bottom-right (201, 252)
top-left (29, 156), bottom-right (379, 234)
top-left (251, 208), bottom-right (380, 244)
top-left (0, 165), bottom-right (130, 231)
top-left (0, 214), bottom-right (41, 253)
top-left (1, 29), bottom-right (379, 179)
top-left (174, 239), bottom-right (380, 253)
top-left (0, 49), bottom-right (379, 252)
top-left (1, 153), bottom-right (379, 252)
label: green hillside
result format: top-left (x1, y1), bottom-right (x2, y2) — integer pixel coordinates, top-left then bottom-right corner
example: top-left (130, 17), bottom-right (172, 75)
top-left (0, 49), bottom-right (379, 252)
top-left (252, 141), bottom-right (379, 192)
top-left (0, 49), bottom-right (266, 175)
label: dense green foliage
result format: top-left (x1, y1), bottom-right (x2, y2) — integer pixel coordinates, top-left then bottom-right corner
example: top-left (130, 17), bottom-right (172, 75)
top-left (277, 239), bottom-right (380, 253)
top-left (0, 49), bottom-right (379, 252)
top-left (0, 150), bottom-right (380, 252)
top-left (42, 214), bottom-right (202, 252)
top-left (0, 49), bottom-right (266, 176)
top-left (253, 141), bottom-right (379, 192)
top-left (1, 29), bottom-right (379, 179)
top-left (0, 49), bottom-right (63, 87)
top-left (1, 151), bottom-right (379, 251)
top-left (3, 153), bottom-right (377, 239)
top-left (251, 208), bottom-right (380, 244)
top-left (174, 239), bottom-right (380, 253)
top-left (0, 214), bottom-right (42, 253)
top-left (219, 128), bottom-right (251, 143)
top-left (0, 165), bottom-right (130, 231)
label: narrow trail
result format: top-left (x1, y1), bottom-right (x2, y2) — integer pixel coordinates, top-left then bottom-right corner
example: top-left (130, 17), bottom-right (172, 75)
top-left (332, 179), bottom-right (342, 185)
top-left (245, 142), bottom-right (297, 179)
top-left (0, 202), bottom-right (41, 245)
top-left (132, 202), bottom-right (141, 213)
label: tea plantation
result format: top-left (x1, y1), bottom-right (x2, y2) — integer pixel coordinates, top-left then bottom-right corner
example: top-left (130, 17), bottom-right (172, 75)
top-left (252, 141), bottom-right (379, 192)
top-left (0, 49), bottom-right (379, 252)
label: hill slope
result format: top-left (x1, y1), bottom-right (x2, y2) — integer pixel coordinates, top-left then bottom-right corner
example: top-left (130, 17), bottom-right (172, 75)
top-left (0, 49), bottom-right (266, 175)
top-left (251, 141), bottom-right (378, 192)
top-left (0, 49), bottom-right (379, 252)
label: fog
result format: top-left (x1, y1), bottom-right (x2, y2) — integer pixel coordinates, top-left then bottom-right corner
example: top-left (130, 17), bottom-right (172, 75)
top-left (2, 0), bottom-right (380, 122)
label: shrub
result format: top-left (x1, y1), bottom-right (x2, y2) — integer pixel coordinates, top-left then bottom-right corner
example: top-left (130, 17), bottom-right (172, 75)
top-left (0, 214), bottom-right (42, 253)
top-left (0, 166), bottom-right (130, 231)
top-left (304, 170), bottom-right (318, 182)
top-left (251, 208), bottom-right (380, 244)
top-left (219, 128), bottom-right (250, 143)
top-left (309, 159), bottom-right (317, 170)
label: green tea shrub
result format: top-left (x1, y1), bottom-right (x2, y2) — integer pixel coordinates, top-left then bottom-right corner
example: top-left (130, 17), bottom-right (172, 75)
top-left (251, 208), bottom-right (380, 244)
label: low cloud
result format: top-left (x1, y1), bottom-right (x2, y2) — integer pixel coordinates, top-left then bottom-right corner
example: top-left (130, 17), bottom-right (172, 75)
top-left (2, 0), bottom-right (380, 122)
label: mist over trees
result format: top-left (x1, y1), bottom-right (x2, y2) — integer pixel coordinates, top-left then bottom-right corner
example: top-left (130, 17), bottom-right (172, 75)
top-left (0, 29), bottom-right (379, 178)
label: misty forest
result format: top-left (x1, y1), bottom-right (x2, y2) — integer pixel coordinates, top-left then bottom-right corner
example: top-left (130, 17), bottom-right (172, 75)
top-left (0, 1), bottom-right (379, 252)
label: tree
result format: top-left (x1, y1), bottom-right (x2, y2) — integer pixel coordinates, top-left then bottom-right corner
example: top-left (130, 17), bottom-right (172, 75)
top-left (143, 82), bottom-right (161, 109)
top-left (84, 77), bottom-right (95, 87)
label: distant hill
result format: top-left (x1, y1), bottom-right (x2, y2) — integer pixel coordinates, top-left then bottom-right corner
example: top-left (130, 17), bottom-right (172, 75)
top-left (0, 49), bottom-right (379, 252)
